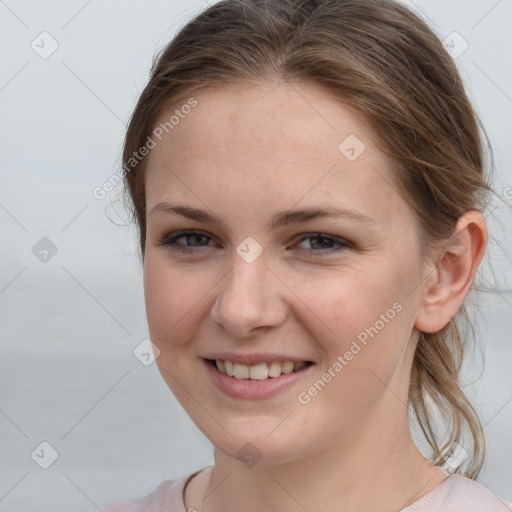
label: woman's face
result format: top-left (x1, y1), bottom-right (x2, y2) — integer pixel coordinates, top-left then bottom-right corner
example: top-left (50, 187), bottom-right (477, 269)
top-left (143, 81), bottom-right (430, 465)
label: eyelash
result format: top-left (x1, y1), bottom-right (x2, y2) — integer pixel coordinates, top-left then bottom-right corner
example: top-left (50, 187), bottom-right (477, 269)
top-left (157, 230), bottom-right (352, 256)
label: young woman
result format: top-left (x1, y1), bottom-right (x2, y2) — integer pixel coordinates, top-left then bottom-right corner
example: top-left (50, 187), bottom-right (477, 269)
top-left (97, 0), bottom-right (511, 510)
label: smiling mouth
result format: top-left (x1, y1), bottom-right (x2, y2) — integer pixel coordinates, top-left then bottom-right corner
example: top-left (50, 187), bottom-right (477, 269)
top-left (206, 359), bottom-right (314, 380)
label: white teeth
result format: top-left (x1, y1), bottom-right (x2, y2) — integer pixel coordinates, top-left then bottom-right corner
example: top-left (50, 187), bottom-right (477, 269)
top-left (281, 361), bottom-right (294, 374)
top-left (233, 363), bottom-right (250, 379)
top-left (249, 363), bottom-right (268, 380)
top-left (268, 361), bottom-right (282, 378)
top-left (214, 359), bottom-right (309, 380)
top-left (224, 360), bottom-right (234, 377)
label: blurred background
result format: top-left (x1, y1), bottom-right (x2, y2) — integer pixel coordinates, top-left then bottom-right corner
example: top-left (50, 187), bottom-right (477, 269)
top-left (0, 0), bottom-right (511, 510)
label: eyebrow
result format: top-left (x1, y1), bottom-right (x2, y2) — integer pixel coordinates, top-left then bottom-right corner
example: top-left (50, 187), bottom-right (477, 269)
top-left (149, 203), bottom-right (377, 229)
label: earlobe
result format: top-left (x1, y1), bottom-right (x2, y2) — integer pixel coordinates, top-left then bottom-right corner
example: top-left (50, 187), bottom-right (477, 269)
top-left (414, 210), bottom-right (487, 334)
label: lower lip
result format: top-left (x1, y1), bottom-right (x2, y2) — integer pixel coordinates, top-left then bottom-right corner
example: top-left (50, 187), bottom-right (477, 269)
top-left (203, 359), bottom-right (315, 400)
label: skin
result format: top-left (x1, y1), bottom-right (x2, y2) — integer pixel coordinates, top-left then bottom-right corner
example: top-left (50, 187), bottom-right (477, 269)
top-left (143, 80), bottom-right (487, 512)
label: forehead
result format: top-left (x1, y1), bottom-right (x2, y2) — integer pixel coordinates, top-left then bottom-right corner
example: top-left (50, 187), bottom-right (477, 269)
top-left (145, 81), bottom-right (410, 230)
top-left (152, 81), bottom-right (380, 161)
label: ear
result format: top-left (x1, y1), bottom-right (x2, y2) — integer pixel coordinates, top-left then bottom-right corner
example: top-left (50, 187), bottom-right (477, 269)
top-left (414, 210), bottom-right (488, 334)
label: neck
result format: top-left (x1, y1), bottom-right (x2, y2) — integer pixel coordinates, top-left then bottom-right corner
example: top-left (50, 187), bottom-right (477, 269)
top-left (189, 394), bottom-right (449, 512)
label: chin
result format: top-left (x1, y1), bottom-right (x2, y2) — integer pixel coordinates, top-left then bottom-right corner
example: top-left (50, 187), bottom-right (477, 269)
top-left (196, 418), bottom-right (315, 467)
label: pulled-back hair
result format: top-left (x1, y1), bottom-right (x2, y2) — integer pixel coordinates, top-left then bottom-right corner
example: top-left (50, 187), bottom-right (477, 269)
top-left (122, 0), bottom-right (493, 478)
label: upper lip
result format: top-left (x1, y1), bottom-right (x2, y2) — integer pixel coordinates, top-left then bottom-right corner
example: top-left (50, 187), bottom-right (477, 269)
top-left (202, 352), bottom-right (314, 366)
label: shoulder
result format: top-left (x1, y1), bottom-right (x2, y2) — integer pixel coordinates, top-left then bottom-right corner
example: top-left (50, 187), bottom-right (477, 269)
top-left (91, 477), bottom-right (181, 512)
top-left (404, 474), bottom-right (512, 512)
top-left (447, 475), bottom-right (512, 510)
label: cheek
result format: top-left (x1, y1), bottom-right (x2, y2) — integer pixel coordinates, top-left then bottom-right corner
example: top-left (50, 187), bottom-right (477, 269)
top-left (143, 257), bottom-right (205, 344)
top-left (293, 268), bottom-right (411, 389)
top-left (143, 259), bottom-right (208, 399)
top-left (294, 267), bottom-right (403, 344)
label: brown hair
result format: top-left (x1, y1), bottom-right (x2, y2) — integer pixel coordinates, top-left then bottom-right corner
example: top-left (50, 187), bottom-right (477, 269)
top-left (122, 0), bottom-right (493, 478)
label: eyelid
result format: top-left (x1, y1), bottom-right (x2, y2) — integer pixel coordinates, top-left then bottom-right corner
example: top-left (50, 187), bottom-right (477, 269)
top-left (158, 229), bottom-right (352, 255)
top-left (292, 232), bottom-right (352, 253)
top-left (157, 229), bottom-right (219, 248)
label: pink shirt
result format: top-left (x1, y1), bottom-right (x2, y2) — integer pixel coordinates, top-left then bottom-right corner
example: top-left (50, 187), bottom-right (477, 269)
top-left (94, 471), bottom-right (512, 511)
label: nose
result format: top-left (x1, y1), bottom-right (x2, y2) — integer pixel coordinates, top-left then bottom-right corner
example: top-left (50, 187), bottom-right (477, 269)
top-left (210, 252), bottom-right (287, 339)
